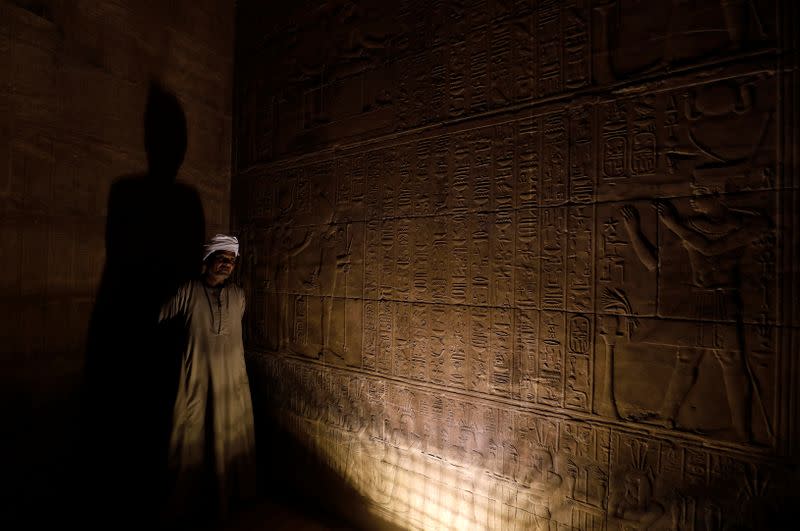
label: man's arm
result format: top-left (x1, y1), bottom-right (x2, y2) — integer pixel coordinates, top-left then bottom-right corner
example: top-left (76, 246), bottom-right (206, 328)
top-left (158, 283), bottom-right (190, 323)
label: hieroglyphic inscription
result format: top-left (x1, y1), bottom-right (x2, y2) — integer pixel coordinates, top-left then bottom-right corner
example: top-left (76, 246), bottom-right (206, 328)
top-left (469, 306), bottom-right (491, 395)
top-left (450, 213), bottom-right (469, 305)
top-left (514, 308), bottom-right (539, 403)
top-left (447, 35), bottom-right (468, 118)
top-left (492, 209), bottom-right (514, 308)
top-left (451, 131), bottom-right (470, 213)
top-left (394, 302), bottom-right (412, 378)
top-left (380, 220), bottom-right (396, 300)
top-left (542, 113), bottom-right (568, 205)
top-left (512, 10), bottom-right (535, 102)
top-left (567, 205), bottom-right (593, 313)
top-left (335, 154), bottom-right (365, 222)
top-left (254, 352), bottom-right (790, 531)
top-left (365, 150), bottom-right (382, 220)
top-left (489, 14), bottom-right (514, 108)
top-left (599, 94), bottom-right (660, 185)
top-left (429, 47), bottom-right (446, 122)
top-left (538, 310), bottom-right (565, 407)
top-left (414, 139), bottom-right (432, 217)
top-left (363, 299), bottom-right (378, 372)
top-left (412, 217), bottom-right (431, 302)
top-left (565, 313), bottom-right (592, 412)
top-left (381, 150), bottom-right (397, 219)
top-left (430, 214), bottom-right (450, 303)
top-left (537, 0), bottom-right (563, 97)
top-left (377, 300), bottom-right (393, 374)
top-left (410, 303), bottom-right (429, 382)
top-left (468, 5), bottom-right (489, 114)
top-left (450, 304), bottom-right (468, 390)
top-left (470, 212), bottom-right (491, 306)
top-left (236, 1), bottom-right (795, 527)
top-left (245, 86), bottom-right (780, 442)
top-left (429, 304), bottom-right (448, 386)
top-left (396, 145), bottom-right (414, 219)
top-left (472, 130), bottom-right (492, 212)
top-left (493, 123), bottom-right (515, 213)
top-left (292, 294), bottom-right (308, 347)
top-left (514, 207), bottom-right (539, 308)
top-left (364, 220), bottom-right (381, 300)
top-left (516, 117), bottom-right (539, 209)
top-left (541, 207), bottom-right (566, 310)
top-left (491, 308), bottom-right (513, 398)
top-left (563, 0), bottom-right (590, 90)
top-left (569, 104), bottom-right (594, 203)
top-left (601, 100), bottom-right (628, 181)
top-left (630, 95), bottom-right (657, 177)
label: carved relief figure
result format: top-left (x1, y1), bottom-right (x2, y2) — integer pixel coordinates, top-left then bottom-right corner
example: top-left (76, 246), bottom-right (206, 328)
top-left (683, 79), bottom-right (771, 170)
top-left (593, 0), bottom-right (767, 84)
top-left (608, 439), bottom-right (665, 530)
top-left (319, 223), bottom-right (353, 360)
top-left (267, 220), bottom-right (314, 352)
top-left (620, 179), bottom-right (770, 442)
top-left (386, 412), bottom-right (422, 516)
top-left (609, 469), bottom-right (664, 530)
top-left (518, 443), bottom-right (563, 527)
top-left (450, 417), bottom-right (483, 528)
top-left (596, 287), bottom-right (639, 420)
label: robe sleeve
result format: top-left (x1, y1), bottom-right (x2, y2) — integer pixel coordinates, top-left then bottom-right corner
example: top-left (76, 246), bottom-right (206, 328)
top-left (159, 282), bottom-right (191, 323)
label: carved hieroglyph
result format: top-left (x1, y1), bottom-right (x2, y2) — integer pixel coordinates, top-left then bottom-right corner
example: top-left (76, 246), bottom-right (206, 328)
top-left (233, 0), bottom-right (795, 528)
top-left (250, 354), bottom-right (790, 530)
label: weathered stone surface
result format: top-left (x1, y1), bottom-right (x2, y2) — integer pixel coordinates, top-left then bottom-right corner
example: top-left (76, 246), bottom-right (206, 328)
top-left (235, 0), bottom-right (797, 528)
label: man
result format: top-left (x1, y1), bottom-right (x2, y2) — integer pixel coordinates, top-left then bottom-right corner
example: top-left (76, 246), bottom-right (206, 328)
top-left (158, 234), bottom-right (256, 523)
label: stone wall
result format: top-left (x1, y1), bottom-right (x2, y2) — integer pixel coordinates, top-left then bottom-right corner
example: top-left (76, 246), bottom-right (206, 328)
top-left (234, 1), bottom-right (798, 528)
top-left (1, 0), bottom-right (234, 519)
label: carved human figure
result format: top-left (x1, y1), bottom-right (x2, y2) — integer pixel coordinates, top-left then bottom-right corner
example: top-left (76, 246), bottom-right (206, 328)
top-left (450, 426), bottom-right (483, 528)
top-left (609, 470), bottom-right (664, 529)
top-left (596, 287), bottom-right (639, 421)
top-left (669, 491), bottom-right (696, 531)
top-left (620, 184), bottom-right (770, 442)
top-left (483, 439), bottom-right (506, 530)
top-left (318, 223), bottom-right (352, 360)
top-left (343, 405), bottom-right (369, 488)
top-left (593, 0), bottom-right (764, 84)
top-left (267, 221), bottom-right (314, 352)
top-left (364, 414), bottom-right (393, 507)
top-left (566, 461), bottom-right (609, 512)
top-left (387, 413), bottom-right (422, 515)
top-left (518, 446), bottom-right (563, 527)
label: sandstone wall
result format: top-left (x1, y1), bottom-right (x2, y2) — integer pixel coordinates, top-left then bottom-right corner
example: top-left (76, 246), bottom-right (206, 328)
top-left (234, 1), bottom-right (798, 528)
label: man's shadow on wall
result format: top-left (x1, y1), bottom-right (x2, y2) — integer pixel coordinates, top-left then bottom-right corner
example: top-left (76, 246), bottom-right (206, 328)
top-left (81, 81), bottom-right (205, 523)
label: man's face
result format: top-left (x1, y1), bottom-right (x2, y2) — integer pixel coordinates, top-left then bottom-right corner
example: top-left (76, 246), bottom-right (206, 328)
top-left (208, 251), bottom-right (237, 280)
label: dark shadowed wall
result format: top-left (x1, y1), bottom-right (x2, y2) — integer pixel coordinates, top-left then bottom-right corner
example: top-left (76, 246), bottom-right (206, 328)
top-left (1, 0), bottom-right (234, 523)
top-left (234, 0), bottom-right (798, 529)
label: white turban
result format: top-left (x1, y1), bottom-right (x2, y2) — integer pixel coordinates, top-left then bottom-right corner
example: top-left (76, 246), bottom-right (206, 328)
top-left (203, 234), bottom-right (240, 261)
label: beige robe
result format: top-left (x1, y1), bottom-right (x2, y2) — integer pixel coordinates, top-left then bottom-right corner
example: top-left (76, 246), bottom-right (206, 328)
top-left (159, 279), bottom-right (256, 518)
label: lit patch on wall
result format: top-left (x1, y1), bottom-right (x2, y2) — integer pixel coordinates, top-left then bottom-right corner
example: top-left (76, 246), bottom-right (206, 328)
top-left (281, 414), bottom-right (566, 530)
top-left (250, 354), bottom-right (783, 531)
